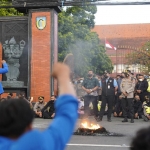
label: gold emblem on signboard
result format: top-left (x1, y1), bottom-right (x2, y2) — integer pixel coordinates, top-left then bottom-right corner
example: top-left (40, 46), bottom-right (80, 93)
top-left (36, 17), bottom-right (46, 30)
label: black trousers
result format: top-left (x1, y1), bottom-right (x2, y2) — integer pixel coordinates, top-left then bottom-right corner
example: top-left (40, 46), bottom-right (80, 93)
top-left (99, 95), bottom-right (114, 119)
top-left (139, 92), bottom-right (148, 103)
top-left (114, 98), bottom-right (122, 115)
top-left (121, 98), bottom-right (134, 118)
top-left (114, 92), bottom-right (121, 108)
top-left (134, 109), bottom-right (143, 118)
top-left (97, 95), bottom-right (102, 101)
top-left (84, 95), bottom-right (98, 117)
top-left (42, 111), bottom-right (54, 119)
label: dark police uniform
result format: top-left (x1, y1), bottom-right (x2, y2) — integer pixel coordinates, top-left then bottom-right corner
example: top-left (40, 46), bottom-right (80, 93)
top-left (98, 77), bottom-right (117, 121)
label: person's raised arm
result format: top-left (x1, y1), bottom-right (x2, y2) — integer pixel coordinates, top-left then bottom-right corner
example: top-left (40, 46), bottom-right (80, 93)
top-left (52, 63), bottom-right (76, 97)
top-left (0, 60), bottom-right (8, 74)
top-left (42, 63), bottom-right (78, 150)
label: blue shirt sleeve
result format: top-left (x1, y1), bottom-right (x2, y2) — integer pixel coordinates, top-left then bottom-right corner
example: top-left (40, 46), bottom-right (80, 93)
top-left (0, 63), bottom-right (8, 74)
top-left (113, 79), bottom-right (118, 87)
top-left (43, 94), bottom-right (78, 150)
top-left (10, 94), bottom-right (78, 150)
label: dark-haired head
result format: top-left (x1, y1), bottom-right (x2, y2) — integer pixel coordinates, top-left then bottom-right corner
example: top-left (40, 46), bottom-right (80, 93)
top-left (51, 95), bottom-right (56, 101)
top-left (88, 70), bottom-right (94, 78)
top-left (18, 92), bottom-right (25, 98)
top-left (127, 70), bottom-right (131, 74)
top-left (138, 74), bottom-right (143, 76)
top-left (130, 127), bottom-right (150, 150)
top-left (145, 95), bottom-right (150, 104)
top-left (0, 99), bottom-right (34, 139)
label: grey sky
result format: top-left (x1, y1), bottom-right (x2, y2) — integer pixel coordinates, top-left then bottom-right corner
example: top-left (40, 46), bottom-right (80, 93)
top-left (95, 5), bottom-right (150, 25)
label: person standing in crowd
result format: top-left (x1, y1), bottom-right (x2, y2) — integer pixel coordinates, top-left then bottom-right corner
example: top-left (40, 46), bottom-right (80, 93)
top-left (113, 72), bottom-right (125, 117)
top-left (33, 96), bottom-right (46, 118)
top-left (41, 95), bottom-right (56, 119)
top-left (75, 77), bottom-right (85, 98)
top-left (115, 75), bottom-right (122, 107)
top-left (127, 70), bottom-right (136, 83)
top-left (120, 72), bottom-right (135, 123)
top-left (0, 62), bottom-right (78, 150)
top-left (78, 97), bottom-right (84, 117)
top-left (82, 70), bottom-right (99, 119)
top-left (135, 74), bottom-right (148, 103)
top-left (0, 60), bottom-right (8, 95)
top-left (96, 75), bottom-right (102, 101)
top-left (116, 73), bottom-right (125, 96)
top-left (97, 71), bottom-right (118, 122)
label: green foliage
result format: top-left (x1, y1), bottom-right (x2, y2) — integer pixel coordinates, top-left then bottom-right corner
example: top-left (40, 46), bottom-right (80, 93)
top-left (65, 6), bottom-right (97, 29)
top-left (58, 6), bottom-right (113, 76)
top-left (126, 41), bottom-right (150, 74)
top-left (0, 0), bottom-right (23, 16)
top-left (0, 3), bottom-right (113, 76)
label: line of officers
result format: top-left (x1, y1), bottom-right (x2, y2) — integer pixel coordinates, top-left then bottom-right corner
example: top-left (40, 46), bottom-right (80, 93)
top-left (74, 70), bottom-right (147, 123)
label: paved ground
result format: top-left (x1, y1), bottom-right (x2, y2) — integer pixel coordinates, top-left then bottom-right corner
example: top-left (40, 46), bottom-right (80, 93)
top-left (33, 116), bottom-right (150, 150)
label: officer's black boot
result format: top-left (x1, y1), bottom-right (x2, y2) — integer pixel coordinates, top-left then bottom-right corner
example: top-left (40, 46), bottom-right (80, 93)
top-left (107, 118), bottom-right (112, 122)
top-left (122, 118), bottom-right (128, 122)
top-left (96, 116), bottom-right (102, 122)
top-left (130, 118), bottom-right (134, 123)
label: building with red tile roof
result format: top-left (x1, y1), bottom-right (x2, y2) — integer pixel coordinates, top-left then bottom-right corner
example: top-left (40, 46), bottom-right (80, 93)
top-left (92, 24), bottom-right (150, 75)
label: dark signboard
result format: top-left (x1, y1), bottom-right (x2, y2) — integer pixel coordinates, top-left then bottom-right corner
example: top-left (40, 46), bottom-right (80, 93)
top-left (0, 17), bottom-right (28, 87)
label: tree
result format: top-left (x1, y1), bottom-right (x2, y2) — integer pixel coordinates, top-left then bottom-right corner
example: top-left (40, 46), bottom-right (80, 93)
top-left (58, 6), bottom-right (113, 76)
top-left (126, 41), bottom-right (150, 74)
top-left (65, 6), bottom-right (97, 29)
top-left (0, 3), bottom-right (113, 76)
top-left (0, 0), bottom-right (23, 16)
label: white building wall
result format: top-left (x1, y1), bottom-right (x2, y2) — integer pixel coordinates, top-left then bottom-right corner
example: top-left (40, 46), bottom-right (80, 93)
top-left (113, 64), bottom-right (142, 74)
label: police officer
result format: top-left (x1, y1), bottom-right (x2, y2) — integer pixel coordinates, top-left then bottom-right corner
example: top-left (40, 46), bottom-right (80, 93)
top-left (120, 72), bottom-right (135, 123)
top-left (127, 70), bottom-right (137, 84)
top-left (97, 71), bottom-right (118, 122)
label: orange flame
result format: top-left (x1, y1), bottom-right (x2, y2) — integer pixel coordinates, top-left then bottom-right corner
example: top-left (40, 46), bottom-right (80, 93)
top-left (81, 122), bottom-right (100, 130)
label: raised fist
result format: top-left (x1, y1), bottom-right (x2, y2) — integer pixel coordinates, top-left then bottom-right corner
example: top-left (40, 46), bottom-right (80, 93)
top-left (52, 63), bottom-right (70, 79)
top-left (2, 60), bottom-right (6, 64)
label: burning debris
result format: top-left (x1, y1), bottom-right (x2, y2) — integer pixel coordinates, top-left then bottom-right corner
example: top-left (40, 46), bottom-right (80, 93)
top-left (81, 122), bottom-right (100, 130)
top-left (74, 121), bottom-right (124, 137)
top-left (74, 121), bottom-right (107, 136)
